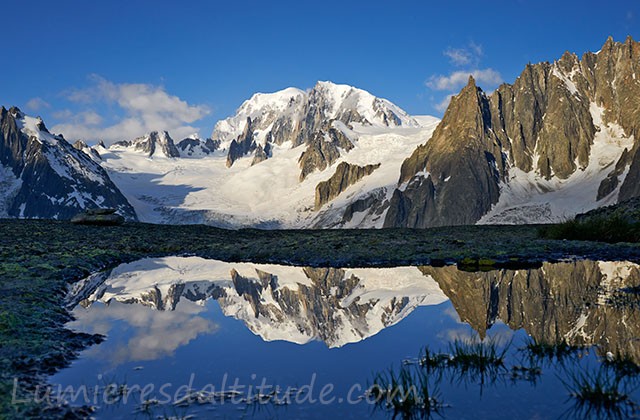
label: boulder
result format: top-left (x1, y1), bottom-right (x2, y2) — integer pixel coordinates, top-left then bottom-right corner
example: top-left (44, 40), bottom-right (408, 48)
top-left (71, 208), bottom-right (125, 225)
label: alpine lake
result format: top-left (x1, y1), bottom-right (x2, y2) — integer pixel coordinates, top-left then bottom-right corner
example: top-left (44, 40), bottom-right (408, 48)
top-left (46, 257), bottom-right (640, 419)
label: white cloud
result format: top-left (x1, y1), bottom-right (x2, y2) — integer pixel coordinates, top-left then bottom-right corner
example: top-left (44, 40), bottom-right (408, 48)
top-left (426, 68), bottom-right (503, 91)
top-left (426, 42), bottom-right (503, 113)
top-left (70, 300), bottom-right (217, 366)
top-left (52, 75), bottom-right (210, 144)
top-left (469, 41), bottom-right (483, 57)
top-left (52, 109), bottom-right (74, 120)
top-left (443, 42), bottom-right (483, 67)
top-left (444, 48), bottom-right (474, 66)
top-left (25, 97), bottom-right (50, 112)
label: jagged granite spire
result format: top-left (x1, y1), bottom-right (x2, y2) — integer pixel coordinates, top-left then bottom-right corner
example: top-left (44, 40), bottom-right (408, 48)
top-left (385, 36), bottom-right (640, 227)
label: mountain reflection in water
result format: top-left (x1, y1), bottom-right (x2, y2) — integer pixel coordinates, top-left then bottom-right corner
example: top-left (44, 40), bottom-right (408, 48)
top-left (52, 257), bottom-right (640, 419)
top-left (68, 257), bottom-right (640, 361)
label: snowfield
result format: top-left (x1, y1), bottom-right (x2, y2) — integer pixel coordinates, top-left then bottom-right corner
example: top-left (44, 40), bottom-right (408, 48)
top-left (96, 82), bottom-right (439, 228)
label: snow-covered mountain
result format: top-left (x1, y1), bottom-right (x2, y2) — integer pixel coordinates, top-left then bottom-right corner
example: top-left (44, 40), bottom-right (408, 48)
top-left (5, 37), bottom-right (640, 228)
top-left (68, 256), bottom-right (448, 348)
top-left (212, 81), bottom-right (418, 147)
top-left (0, 107), bottom-right (136, 220)
top-left (95, 81), bottom-right (438, 228)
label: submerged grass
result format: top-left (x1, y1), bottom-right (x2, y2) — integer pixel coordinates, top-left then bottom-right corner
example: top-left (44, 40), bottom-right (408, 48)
top-left (369, 365), bottom-right (444, 419)
top-left (561, 365), bottom-right (638, 419)
top-left (445, 339), bottom-right (509, 391)
top-left (379, 339), bottom-right (640, 418)
top-left (521, 338), bottom-right (586, 366)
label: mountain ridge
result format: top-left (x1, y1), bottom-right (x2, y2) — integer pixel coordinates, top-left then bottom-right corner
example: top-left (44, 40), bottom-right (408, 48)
top-left (4, 37), bottom-right (640, 228)
top-left (385, 36), bottom-right (640, 227)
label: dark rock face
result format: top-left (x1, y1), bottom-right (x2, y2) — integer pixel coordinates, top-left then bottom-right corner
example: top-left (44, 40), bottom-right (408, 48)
top-left (386, 36), bottom-right (640, 227)
top-left (421, 260), bottom-right (640, 361)
top-left (385, 77), bottom-right (506, 227)
top-left (113, 131), bottom-right (180, 158)
top-left (298, 125), bottom-right (355, 181)
top-left (137, 131), bottom-right (180, 157)
top-left (315, 161), bottom-right (380, 210)
top-left (177, 137), bottom-right (220, 157)
top-left (251, 143), bottom-right (271, 166)
top-left (0, 107), bottom-right (137, 220)
top-left (340, 188), bottom-right (389, 224)
top-left (598, 148), bottom-right (632, 200)
top-left (226, 118), bottom-right (257, 167)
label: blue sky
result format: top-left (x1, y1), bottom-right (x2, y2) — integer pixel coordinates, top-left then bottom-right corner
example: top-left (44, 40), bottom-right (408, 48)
top-left (1, 0), bottom-right (637, 143)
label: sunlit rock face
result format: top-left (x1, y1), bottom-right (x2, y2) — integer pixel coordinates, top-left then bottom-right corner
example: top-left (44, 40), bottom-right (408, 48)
top-left (387, 36), bottom-right (640, 227)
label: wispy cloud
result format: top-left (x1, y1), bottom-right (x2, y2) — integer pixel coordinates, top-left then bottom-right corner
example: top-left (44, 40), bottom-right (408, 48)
top-left (443, 42), bottom-right (483, 67)
top-left (426, 42), bottom-right (503, 113)
top-left (426, 69), bottom-right (503, 91)
top-left (52, 75), bottom-right (210, 144)
top-left (25, 97), bottom-right (51, 112)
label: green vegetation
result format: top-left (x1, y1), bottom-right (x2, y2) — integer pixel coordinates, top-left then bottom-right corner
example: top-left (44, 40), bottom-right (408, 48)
top-left (539, 214), bottom-right (640, 243)
top-left (446, 340), bottom-right (508, 389)
top-left (376, 338), bottom-right (640, 419)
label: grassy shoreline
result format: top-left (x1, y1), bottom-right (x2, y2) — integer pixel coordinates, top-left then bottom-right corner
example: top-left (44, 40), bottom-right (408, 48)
top-left (2, 219), bottom-right (640, 418)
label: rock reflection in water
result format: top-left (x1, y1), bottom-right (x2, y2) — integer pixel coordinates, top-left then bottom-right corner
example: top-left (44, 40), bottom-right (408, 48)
top-left (69, 258), bottom-right (640, 362)
top-left (422, 260), bottom-right (640, 362)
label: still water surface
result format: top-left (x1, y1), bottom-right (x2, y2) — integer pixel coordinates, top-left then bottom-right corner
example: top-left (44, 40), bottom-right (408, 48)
top-left (50, 257), bottom-right (640, 419)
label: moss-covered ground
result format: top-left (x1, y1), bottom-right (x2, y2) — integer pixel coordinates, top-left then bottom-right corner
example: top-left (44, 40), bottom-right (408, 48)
top-left (1, 219), bottom-right (640, 418)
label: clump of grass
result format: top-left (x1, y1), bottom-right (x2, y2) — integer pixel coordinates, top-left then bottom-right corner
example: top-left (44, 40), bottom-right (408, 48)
top-left (510, 365), bottom-right (543, 384)
top-left (418, 347), bottom-right (449, 374)
top-left (522, 339), bottom-right (585, 365)
top-left (561, 366), bottom-right (638, 419)
top-left (448, 339), bottom-right (508, 369)
top-left (446, 339), bottom-right (509, 390)
top-left (538, 214), bottom-right (640, 243)
top-left (368, 365), bottom-right (444, 419)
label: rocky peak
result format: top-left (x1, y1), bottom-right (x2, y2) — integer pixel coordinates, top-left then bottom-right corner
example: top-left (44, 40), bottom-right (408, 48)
top-left (113, 131), bottom-right (180, 158)
top-left (0, 107), bottom-right (136, 220)
top-left (212, 81), bottom-right (417, 168)
top-left (176, 136), bottom-right (220, 157)
top-left (385, 36), bottom-right (640, 228)
top-left (385, 74), bottom-right (505, 228)
top-left (226, 117), bottom-right (256, 167)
